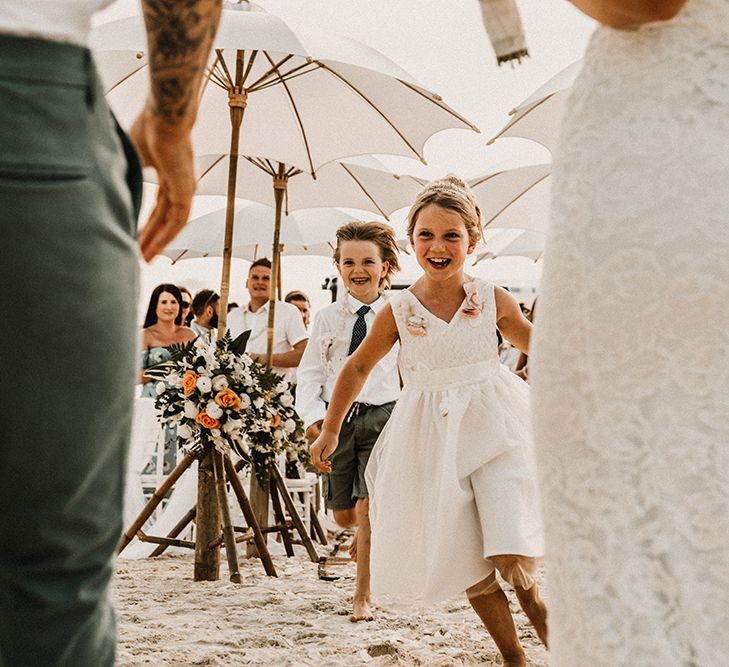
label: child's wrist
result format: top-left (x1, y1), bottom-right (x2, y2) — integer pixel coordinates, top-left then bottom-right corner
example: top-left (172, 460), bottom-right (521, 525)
top-left (320, 425), bottom-right (340, 438)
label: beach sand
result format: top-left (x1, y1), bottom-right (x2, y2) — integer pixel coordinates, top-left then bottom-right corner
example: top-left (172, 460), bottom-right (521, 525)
top-left (113, 551), bottom-right (548, 666)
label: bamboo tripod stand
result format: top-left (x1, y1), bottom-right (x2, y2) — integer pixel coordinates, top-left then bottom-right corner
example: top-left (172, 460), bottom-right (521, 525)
top-left (118, 447), bottom-right (324, 581)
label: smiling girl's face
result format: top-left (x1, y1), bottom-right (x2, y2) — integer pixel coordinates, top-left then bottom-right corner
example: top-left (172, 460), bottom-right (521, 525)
top-left (411, 204), bottom-right (475, 281)
top-left (337, 240), bottom-right (389, 304)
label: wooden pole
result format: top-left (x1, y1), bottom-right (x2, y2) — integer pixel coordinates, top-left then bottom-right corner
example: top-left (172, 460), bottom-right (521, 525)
top-left (216, 56), bottom-right (248, 339)
top-left (195, 52), bottom-right (248, 582)
top-left (265, 163), bottom-right (287, 366)
top-left (149, 506), bottom-right (196, 557)
top-left (194, 452), bottom-right (221, 581)
top-left (269, 464), bottom-right (320, 563)
top-left (212, 450), bottom-right (242, 583)
top-left (118, 451), bottom-right (196, 554)
top-left (247, 465), bottom-right (270, 558)
top-left (224, 455), bottom-right (277, 576)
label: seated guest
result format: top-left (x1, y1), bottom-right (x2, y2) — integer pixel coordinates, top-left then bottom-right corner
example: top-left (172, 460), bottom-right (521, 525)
top-left (284, 289), bottom-right (311, 328)
top-left (190, 289), bottom-right (220, 338)
top-left (178, 285), bottom-right (193, 325)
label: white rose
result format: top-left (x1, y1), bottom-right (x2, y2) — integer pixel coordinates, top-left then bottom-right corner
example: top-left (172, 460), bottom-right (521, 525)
top-left (284, 419), bottom-right (296, 434)
top-left (196, 376), bottom-right (212, 393)
top-left (279, 393), bottom-right (293, 408)
top-left (253, 397), bottom-right (264, 410)
top-left (238, 394), bottom-right (251, 409)
top-left (183, 401), bottom-right (199, 419)
top-left (210, 428), bottom-right (221, 438)
top-left (223, 418), bottom-right (242, 434)
top-left (212, 374), bottom-right (229, 391)
top-left (206, 401), bottom-right (223, 419)
top-left (273, 429), bottom-right (284, 441)
top-left (178, 423), bottom-right (193, 440)
top-left (155, 382), bottom-right (166, 395)
top-left (165, 373), bottom-right (181, 387)
top-left (275, 381), bottom-right (289, 394)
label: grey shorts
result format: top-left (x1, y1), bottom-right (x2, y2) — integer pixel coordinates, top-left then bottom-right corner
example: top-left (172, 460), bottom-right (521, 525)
top-left (323, 401), bottom-right (395, 510)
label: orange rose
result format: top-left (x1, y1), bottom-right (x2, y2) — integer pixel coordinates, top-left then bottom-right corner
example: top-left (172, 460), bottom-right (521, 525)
top-left (269, 413), bottom-right (281, 428)
top-left (196, 410), bottom-right (221, 430)
top-left (215, 388), bottom-right (240, 410)
top-left (182, 370), bottom-right (199, 397)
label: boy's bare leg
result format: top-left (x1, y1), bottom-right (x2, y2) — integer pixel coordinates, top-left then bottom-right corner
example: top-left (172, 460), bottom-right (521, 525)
top-left (467, 576), bottom-right (527, 667)
top-left (351, 497), bottom-right (373, 622)
top-left (332, 508), bottom-right (358, 559)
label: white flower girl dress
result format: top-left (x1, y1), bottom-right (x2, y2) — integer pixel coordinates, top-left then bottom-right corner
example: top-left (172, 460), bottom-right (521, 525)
top-left (366, 278), bottom-right (543, 602)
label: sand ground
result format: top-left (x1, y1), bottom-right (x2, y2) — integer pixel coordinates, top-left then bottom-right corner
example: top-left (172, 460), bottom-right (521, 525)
top-left (113, 551), bottom-right (548, 666)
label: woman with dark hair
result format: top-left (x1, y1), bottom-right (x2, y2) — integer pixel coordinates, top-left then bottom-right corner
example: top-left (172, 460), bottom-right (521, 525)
top-left (140, 284), bottom-right (196, 473)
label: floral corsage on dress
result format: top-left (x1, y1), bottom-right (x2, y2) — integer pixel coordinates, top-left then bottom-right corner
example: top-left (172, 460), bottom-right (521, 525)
top-left (400, 281), bottom-right (484, 337)
top-left (460, 280), bottom-right (483, 321)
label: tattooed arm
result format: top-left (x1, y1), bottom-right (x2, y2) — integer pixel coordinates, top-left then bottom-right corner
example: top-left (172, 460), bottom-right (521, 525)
top-left (130, 0), bottom-right (223, 262)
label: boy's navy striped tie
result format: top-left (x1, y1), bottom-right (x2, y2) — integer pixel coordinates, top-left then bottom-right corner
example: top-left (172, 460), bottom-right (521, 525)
top-left (348, 305), bottom-right (371, 355)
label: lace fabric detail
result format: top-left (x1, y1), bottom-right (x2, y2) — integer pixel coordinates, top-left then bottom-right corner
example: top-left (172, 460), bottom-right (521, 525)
top-left (392, 277), bottom-right (499, 379)
top-left (531, 2), bottom-right (729, 665)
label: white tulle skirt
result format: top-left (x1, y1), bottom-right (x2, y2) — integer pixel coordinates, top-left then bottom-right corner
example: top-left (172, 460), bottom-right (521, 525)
top-left (365, 360), bottom-right (543, 602)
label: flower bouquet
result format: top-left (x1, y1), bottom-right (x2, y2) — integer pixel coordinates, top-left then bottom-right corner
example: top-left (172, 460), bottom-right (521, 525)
top-left (144, 331), bottom-right (308, 482)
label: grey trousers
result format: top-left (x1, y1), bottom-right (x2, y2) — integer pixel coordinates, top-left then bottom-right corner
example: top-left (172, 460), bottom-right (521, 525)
top-left (0, 35), bottom-right (141, 666)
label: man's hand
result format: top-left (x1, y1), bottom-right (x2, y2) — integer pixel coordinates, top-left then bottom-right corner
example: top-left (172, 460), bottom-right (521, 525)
top-left (136, 0), bottom-right (223, 262)
top-left (131, 105), bottom-right (196, 262)
top-left (305, 420), bottom-right (323, 443)
top-left (310, 430), bottom-right (339, 473)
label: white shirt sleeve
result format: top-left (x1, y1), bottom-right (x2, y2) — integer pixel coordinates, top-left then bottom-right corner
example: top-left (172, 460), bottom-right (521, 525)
top-left (295, 311), bottom-right (328, 429)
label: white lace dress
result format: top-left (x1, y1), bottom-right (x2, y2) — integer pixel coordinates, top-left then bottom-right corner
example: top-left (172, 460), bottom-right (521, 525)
top-left (365, 278), bottom-right (543, 602)
top-left (531, 3), bottom-right (729, 665)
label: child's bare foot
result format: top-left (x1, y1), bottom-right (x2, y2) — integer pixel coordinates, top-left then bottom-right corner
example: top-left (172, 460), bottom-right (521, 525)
top-left (349, 597), bottom-right (374, 622)
top-left (348, 532), bottom-right (358, 562)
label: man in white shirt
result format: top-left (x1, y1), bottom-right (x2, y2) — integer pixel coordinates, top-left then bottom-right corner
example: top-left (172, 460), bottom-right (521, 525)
top-left (228, 258), bottom-right (308, 383)
top-left (0, 2), bottom-right (221, 665)
top-left (190, 289), bottom-right (220, 338)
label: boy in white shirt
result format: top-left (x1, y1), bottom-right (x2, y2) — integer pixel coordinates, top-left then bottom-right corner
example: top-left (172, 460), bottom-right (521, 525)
top-left (297, 222), bottom-right (401, 622)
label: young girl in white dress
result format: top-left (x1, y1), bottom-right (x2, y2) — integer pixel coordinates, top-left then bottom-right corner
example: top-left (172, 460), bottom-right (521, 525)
top-left (310, 176), bottom-right (547, 666)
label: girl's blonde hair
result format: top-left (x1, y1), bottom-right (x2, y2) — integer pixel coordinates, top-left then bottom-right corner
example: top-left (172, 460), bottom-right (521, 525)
top-left (406, 174), bottom-right (482, 245)
top-left (332, 221), bottom-right (401, 289)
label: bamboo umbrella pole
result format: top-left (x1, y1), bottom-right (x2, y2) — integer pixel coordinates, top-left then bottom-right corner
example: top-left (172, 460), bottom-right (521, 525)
top-left (194, 452), bottom-right (221, 581)
top-left (216, 87), bottom-right (248, 339)
top-left (265, 162), bottom-right (287, 367)
top-left (197, 52), bottom-right (249, 582)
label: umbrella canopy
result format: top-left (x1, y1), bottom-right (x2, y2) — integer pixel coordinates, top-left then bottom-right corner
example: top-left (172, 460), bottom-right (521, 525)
top-left (91, 7), bottom-right (479, 172)
top-left (468, 163), bottom-right (551, 233)
top-left (474, 228), bottom-right (545, 263)
top-left (145, 154), bottom-right (425, 220)
top-left (91, 4), bottom-right (479, 353)
top-left (487, 59), bottom-right (582, 152)
top-left (161, 201), bottom-right (399, 262)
